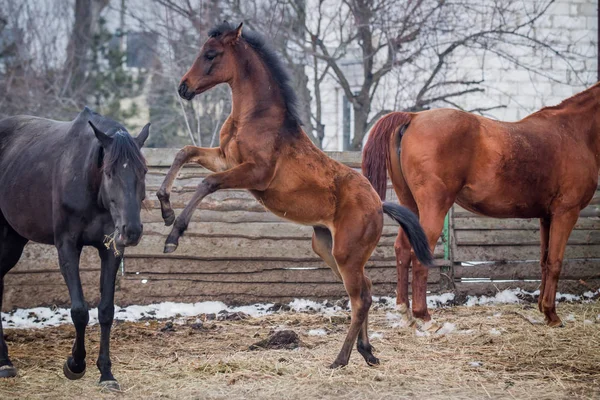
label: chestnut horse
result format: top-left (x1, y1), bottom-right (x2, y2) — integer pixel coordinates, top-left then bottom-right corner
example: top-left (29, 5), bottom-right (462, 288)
top-left (362, 83), bottom-right (600, 327)
top-left (156, 22), bottom-right (432, 368)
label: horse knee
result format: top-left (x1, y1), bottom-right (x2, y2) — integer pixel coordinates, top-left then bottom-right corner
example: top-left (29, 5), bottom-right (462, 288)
top-left (98, 304), bottom-right (115, 326)
top-left (71, 304), bottom-right (89, 328)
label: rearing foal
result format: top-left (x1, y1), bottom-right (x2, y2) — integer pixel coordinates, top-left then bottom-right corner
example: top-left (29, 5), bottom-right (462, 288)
top-left (363, 83), bottom-right (600, 328)
top-left (157, 22), bottom-right (432, 368)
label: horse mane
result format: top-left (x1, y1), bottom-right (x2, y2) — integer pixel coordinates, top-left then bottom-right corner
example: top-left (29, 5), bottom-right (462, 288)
top-left (208, 22), bottom-right (302, 127)
top-left (78, 107), bottom-right (147, 179)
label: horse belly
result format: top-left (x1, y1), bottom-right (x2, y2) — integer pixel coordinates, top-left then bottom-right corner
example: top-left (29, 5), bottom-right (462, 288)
top-left (456, 184), bottom-right (548, 219)
top-left (250, 188), bottom-right (335, 226)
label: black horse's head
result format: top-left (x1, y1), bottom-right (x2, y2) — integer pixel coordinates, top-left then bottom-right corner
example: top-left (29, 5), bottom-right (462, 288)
top-left (89, 121), bottom-right (150, 247)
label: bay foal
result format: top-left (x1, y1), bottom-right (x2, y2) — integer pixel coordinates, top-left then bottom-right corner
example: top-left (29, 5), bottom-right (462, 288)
top-left (363, 84), bottom-right (600, 327)
top-left (157, 22), bottom-right (432, 368)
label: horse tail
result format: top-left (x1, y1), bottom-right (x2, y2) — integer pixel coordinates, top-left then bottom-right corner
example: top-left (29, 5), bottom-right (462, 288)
top-left (362, 112), bottom-right (412, 200)
top-left (382, 202), bottom-right (433, 267)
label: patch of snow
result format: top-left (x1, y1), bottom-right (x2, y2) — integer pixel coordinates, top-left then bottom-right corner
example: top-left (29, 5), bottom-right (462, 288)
top-left (287, 299), bottom-right (344, 314)
top-left (369, 332), bottom-right (384, 340)
top-left (2, 301), bottom-right (273, 329)
top-left (466, 289), bottom-right (522, 306)
top-left (386, 312), bottom-right (411, 328)
top-left (584, 319), bottom-right (593, 325)
top-left (427, 292), bottom-right (455, 308)
top-left (436, 322), bottom-right (456, 335)
top-left (489, 328), bottom-right (501, 336)
top-left (469, 361), bottom-right (483, 367)
top-left (415, 329), bottom-right (430, 337)
top-left (493, 313), bottom-right (502, 318)
top-left (308, 328), bottom-right (327, 336)
top-left (565, 314), bottom-right (576, 322)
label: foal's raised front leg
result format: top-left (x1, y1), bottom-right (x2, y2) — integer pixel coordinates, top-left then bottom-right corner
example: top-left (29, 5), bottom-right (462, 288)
top-left (95, 247), bottom-right (122, 390)
top-left (163, 162), bottom-right (272, 253)
top-left (157, 146), bottom-right (226, 226)
top-left (56, 240), bottom-right (88, 380)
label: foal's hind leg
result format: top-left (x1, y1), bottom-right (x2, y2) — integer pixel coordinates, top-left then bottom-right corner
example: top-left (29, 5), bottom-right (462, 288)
top-left (157, 146), bottom-right (226, 226)
top-left (0, 223), bottom-right (28, 378)
top-left (312, 227), bottom-right (378, 366)
top-left (328, 216), bottom-right (380, 368)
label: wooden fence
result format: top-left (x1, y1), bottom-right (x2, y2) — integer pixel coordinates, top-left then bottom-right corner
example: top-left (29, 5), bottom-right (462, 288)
top-left (3, 150), bottom-right (599, 311)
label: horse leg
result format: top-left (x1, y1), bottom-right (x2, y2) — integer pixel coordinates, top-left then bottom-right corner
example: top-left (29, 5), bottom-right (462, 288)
top-left (356, 275), bottom-right (379, 366)
top-left (538, 217), bottom-right (551, 313)
top-left (311, 227), bottom-right (341, 280)
top-left (540, 210), bottom-right (579, 327)
top-left (56, 240), bottom-right (87, 380)
top-left (95, 248), bottom-right (121, 390)
top-left (329, 214), bottom-right (380, 368)
top-left (391, 188), bottom-right (418, 323)
top-left (157, 146), bottom-right (226, 226)
top-left (0, 223), bottom-right (27, 378)
top-left (395, 229), bottom-right (413, 324)
top-left (411, 191), bottom-right (451, 327)
top-left (164, 162), bottom-right (272, 253)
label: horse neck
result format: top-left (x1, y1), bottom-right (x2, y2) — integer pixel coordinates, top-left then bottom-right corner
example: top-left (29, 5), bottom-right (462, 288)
top-left (228, 50), bottom-right (286, 124)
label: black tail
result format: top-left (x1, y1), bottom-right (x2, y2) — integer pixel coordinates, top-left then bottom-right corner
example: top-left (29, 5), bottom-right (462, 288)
top-left (382, 202), bottom-right (433, 267)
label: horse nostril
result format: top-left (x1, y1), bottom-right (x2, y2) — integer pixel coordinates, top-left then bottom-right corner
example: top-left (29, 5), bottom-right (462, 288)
top-left (178, 82), bottom-right (188, 96)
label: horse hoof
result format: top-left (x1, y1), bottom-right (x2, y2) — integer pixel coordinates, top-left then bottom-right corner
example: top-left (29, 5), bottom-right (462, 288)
top-left (0, 365), bottom-right (18, 378)
top-left (163, 242), bottom-right (178, 254)
top-left (63, 360), bottom-right (86, 380)
top-left (366, 355), bottom-right (380, 367)
top-left (99, 380), bottom-right (121, 391)
top-left (547, 319), bottom-right (564, 328)
top-left (328, 361), bottom-right (346, 369)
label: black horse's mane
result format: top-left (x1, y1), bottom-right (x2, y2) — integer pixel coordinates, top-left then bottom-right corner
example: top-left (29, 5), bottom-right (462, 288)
top-left (208, 22), bottom-right (302, 127)
top-left (80, 108), bottom-right (147, 178)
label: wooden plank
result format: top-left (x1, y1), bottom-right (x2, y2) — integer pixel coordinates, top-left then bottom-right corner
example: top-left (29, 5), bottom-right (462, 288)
top-left (454, 260), bottom-right (600, 280)
top-left (123, 266), bottom-right (441, 285)
top-left (142, 148), bottom-right (363, 168)
top-left (115, 280), bottom-right (397, 306)
top-left (453, 245), bottom-right (600, 262)
top-left (124, 234), bottom-right (445, 260)
top-left (455, 229), bottom-right (600, 245)
top-left (455, 279), bottom-right (600, 297)
top-left (452, 204), bottom-right (600, 218)
top-left (453, 217), bottom-right (600, 231)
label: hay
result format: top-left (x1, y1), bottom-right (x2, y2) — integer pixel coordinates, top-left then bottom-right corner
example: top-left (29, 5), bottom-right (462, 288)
top-left (1, 301), bottom-right (599, 399)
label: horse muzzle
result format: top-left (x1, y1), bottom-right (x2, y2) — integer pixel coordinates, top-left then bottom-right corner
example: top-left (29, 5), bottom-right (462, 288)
top-left (120, 223), bottom-right (143, 247)
top-left (178, 82), bottom-right (196, 101)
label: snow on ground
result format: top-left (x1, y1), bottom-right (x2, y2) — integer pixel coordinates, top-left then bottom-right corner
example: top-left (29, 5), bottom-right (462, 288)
top-left (2, 288), bottom-right (598, 329)
top-left (307, 328), bottom-right (327, 336)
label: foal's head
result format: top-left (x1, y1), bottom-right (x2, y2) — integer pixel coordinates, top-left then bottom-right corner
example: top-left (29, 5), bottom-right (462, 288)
top-left (89, 121), bottom-right (150, 246)
top-left (178, 22), bottom-right (245, 100)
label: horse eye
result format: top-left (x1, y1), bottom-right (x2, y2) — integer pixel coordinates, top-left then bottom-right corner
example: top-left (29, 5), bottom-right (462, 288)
top-left (205, 51), bottom-right (217, 61)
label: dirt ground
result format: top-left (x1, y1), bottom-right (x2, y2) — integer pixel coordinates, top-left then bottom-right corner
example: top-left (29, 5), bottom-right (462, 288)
top-left (1, 300), bottom-right (599, 400)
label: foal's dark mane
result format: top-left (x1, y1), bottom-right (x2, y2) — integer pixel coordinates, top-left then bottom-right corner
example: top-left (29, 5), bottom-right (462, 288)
top-left (208, 22), bottom-right (302, 127)
top-left (80, 108), bottom-right (147, 178)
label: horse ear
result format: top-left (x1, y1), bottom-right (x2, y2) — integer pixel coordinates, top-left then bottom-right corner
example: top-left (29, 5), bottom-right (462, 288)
top-left (223, 22), bottom-right (243, 45)
top-left (89, 121), bottom-right (112, 148)
top-left (135, 123), bottom-right (151, 148)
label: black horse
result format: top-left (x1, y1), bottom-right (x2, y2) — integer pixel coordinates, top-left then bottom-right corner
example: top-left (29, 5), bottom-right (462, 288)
top-left (0, 107), bottom-right (149, 390)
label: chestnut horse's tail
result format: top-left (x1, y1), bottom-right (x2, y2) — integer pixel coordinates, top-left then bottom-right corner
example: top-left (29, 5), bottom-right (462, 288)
top-left (362, 112), bottom-right (412, 200)
top-left (382, 202), bottom-right (433, 267)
